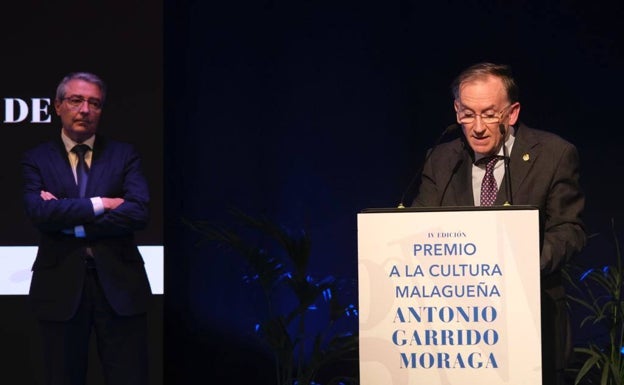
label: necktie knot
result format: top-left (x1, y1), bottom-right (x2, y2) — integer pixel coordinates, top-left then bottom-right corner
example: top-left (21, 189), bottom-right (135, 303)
top-left (476, 155), bottom-right (503, 168)
top-left (71, 144), bottom-right (90, 157)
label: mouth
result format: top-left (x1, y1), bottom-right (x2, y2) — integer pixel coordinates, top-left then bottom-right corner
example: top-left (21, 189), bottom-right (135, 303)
top-left (472, 135), bottom-right (489, 142)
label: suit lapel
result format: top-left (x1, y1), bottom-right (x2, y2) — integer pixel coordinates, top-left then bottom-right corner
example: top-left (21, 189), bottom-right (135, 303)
top-left (47, 140), bottom-right (81, 198)
top-left (508, 124), bottom-right (539, 200)
top-left (85, 135), bottom-right (108, 198)
top-left (448, 146), bottom-right (475, 206)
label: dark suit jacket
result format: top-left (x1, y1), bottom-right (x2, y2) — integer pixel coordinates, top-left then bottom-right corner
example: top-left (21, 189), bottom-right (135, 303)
top-left (22, 134), bottom-right (152, 321)
top-left (412, 122), bottom-right (586, 371)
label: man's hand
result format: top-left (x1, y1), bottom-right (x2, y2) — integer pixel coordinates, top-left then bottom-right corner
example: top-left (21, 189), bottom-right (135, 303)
top-left (40, 190), bottom-right (58, 201)
top-left (102, 197), bottom-right (124, 211)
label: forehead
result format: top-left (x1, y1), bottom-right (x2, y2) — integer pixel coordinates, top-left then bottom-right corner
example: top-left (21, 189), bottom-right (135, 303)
top-left (457, 75), bottom-right (507, 108)
top-left (64, 79), bottom-right (102, 99)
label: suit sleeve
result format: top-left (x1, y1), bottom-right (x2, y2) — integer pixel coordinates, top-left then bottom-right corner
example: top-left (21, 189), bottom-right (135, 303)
top-left (540, 143), bottom-right (586, 275)
top-left (412, 143), bottom-right (464, 207)
top-left (412, 149), bottom-right (440, 207)
top-left (82, 145), bottom-right (150, 239)
top-left (22, 150), bottom-right (95, 232)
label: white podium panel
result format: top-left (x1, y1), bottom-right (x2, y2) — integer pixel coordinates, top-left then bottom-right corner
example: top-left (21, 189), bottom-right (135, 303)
top-left (357, 207), bottom-right (541, 385)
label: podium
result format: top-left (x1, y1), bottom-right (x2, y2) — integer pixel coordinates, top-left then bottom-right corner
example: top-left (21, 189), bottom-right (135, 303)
top-left (357, 206), bottom-right (542, 385)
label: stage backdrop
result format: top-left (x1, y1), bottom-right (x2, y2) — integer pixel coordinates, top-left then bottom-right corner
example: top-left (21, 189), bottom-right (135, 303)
top-left (0, 2), bottom-right (163, 385)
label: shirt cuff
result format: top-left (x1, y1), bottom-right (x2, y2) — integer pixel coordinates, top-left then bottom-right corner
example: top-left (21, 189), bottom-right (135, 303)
top-left (91, 197), bottom-right (104, 216)
top-left (74, 225), bottom-right (86, 238)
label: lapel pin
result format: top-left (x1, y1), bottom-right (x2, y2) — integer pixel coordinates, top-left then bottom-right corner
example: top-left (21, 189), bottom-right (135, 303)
top-left (522, 153), bottom-right (530, 161)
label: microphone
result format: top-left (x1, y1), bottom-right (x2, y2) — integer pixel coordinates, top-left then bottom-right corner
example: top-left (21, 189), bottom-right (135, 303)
top-left (438, 154), bottom-right (464, 206)
top-left (398, 123), bottom-right (459, 208)
top-left (499, 124), bottom-right (513, 205)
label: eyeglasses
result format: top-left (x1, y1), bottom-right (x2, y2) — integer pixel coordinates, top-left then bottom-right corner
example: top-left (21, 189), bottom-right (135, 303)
top-left (62, 96), bottom-right (103, 111)
top-left (457, 104), bottom-right (513, 125)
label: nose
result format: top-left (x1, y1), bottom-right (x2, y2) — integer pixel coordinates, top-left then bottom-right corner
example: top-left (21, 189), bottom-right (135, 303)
top-left (472, 116), bottom-right (487, 133)
top-left (78, 100), bottom-right (91, 113)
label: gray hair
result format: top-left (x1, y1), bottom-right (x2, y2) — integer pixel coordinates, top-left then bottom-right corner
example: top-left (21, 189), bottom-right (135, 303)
top-left (55, 72), bottom-right (107, 103)
top-left (451, 62), bottom-right (519, 104)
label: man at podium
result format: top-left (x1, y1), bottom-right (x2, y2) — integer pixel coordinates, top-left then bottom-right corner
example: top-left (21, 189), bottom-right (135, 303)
top-left (412, 62), bottom-right (586, 385)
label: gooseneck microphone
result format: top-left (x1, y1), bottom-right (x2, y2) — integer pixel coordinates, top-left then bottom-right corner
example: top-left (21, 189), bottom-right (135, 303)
top-left (438, 152), bottom-right (464, 206)
top-left (499, 124), bottom-right (513, 205)
top-left (398, 123), bottom-right (459, 208)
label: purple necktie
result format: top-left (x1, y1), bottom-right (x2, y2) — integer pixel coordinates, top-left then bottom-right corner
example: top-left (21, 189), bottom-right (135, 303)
top-left (72, 144), bottom-right (90, 198)
top-left (479, 156), bottom-right (500, 206)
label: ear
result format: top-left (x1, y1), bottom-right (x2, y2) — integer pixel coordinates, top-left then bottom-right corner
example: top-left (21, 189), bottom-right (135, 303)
top-left (508, 102), bottom-right (521, 125)
top-left (453, 101), bottom-right (462, 124)
top-left (54, 99), bottom-right (62, 116)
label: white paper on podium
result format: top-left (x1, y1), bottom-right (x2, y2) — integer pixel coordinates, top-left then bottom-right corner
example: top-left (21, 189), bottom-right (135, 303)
top-left (357, 207), bottom-right (541, 385)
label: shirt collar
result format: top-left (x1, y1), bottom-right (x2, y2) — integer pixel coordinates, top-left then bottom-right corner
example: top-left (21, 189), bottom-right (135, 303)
top-left (61, 130), bottom-right (96, 154)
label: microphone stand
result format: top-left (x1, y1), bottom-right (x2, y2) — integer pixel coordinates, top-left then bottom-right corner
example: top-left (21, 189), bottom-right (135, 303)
top-left (398, 123), bottom-right (458, 208)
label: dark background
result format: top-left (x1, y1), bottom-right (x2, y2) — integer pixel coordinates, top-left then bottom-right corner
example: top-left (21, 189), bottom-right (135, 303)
top-left (164, 0), bottom-right (622, 383)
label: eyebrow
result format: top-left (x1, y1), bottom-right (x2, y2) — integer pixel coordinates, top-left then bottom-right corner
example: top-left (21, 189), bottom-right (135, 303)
top-left (458, 104), bottom-right (497, 112)
top-left (67, 95), bottom-right (101, 100)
